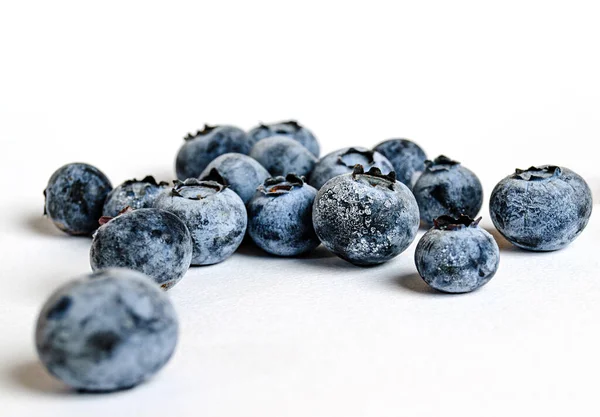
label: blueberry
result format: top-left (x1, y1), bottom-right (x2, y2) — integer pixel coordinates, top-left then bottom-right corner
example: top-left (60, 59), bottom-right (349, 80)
top-left (247, 174), bottom-right (320, 256)
top-left (489, 165), bottom-right (593, 251)
top-left (415, 215), bottom-right (500, 293)
top-left (373, 139), bottom-right (427, 190)
top-left (413, 155), bottom-right (483, 227)
top-left (309, 147), bottom-right (394, 190)
top-left (44, 163), bottom-right (113, 235)
top-left (154, 178), bottom-right (247, 265)
top-left (248, 120), bottom-right (320, 156)
top-left (199, 153), bottom-right (271, 205)
top-left (102, 176), bottom-right (170, 217)
top-left (90, 208), bottom-right (193, 289)
top-left (249, 136), bottom-right (317, 178)
top-left (175, 124), bottom-right (254, 180)
top-left (312, 165), bottom-right (420, 266)
top-left (35, 268), bottom-right (178, 392)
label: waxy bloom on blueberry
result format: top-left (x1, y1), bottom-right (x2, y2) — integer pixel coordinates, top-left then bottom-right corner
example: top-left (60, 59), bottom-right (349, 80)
top-left (489, 165), bottom-right (593, 251)
top-left (312, 165), bottom-right (420, 266)
top-left (309, 147), bottom-right (394, 190)
top-left (248, 120), bottom-right (320, 156)
top-left (90, 208), bottom-right (193, 289)
top-left (175, 124), bottom-right (254, 180)
top-left (413, 155), bottom-right (483, 227)
top-left (44, 163), bottom-right (113, 236)
top-left (249, 136), bottom-right (317, 178)
top-left (35, 268), bottom-right (179, 392)
top-left (373, 138), bottom-right (427, 190)
top-left (415, 215), bottom-right (500, 293)
top-left (154, 177), bottom-right (247, 265)
top-left (103, 176), bottom-right (169, 217)
top-left (248, 174), bottom-right (320, 256)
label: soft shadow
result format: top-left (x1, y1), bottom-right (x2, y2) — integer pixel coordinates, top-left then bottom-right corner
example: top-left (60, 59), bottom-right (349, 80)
top-left (483, 226), bottom-right (519, 252)
top-left (392, 272), bottom-right (442, 295)
top-left (9, 361), bottom-right (70, 396)
top-left (24, 214), bottom-right (91, 239)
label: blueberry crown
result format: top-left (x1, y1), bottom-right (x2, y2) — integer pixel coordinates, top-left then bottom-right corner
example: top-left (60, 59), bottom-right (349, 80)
top-left (171, 177), bottom-right (226, 199)
top-left (258, 120), bottom-right (302, 133)
top-left (121, 176), bottom-right (169, 187)
top-left (433, 214), bottom-right (482, 231)
top-left (351, 165), bottom-right (397, 190)
top-left (337, 148), bottom-right (376, 168)
top-left (513, 165), bottom-right (561, 181)
top-left (184, 124), bottom-right (219, 141)
top-left (200, 168), bottom-right (228, 186)
top-left (98, 206), bottom-right (134, 226)
top-left (259, 173), bottom-right (305, 195)
top-left (425, 155), bottom-right (461, 172)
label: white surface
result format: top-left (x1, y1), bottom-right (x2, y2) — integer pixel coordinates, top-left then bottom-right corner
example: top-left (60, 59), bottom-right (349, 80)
top-left (1, 1), bottom-right (600, 416)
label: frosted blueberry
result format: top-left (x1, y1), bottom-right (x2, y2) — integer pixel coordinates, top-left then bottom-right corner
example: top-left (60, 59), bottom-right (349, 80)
top-left (90, 208), bottom-right (193, 289)
top-left (248, 174), bottom-right (320, 256)
top-left (154, 178), bottom-right (247, 265)
top-left (312, 165), bottom-right (420, 266)
top-left (35, 268), bottom-right (178, 392)
top-left (415, 215), bottom-right (500, 293)
top-left (175, 124), bottom-right (254, 180)
top-left (44, 163), bottom-right (112, 235)
top-left (489, 165), bottom-right (593, 251)
top-left (249, 136), bottom-right (317, 178)
top-left (309, 147), bottom-right (394, 190)
top-left (247, 120), bottom-right (320, 156)
top-left (102, 176), bottom-right (169, 217)
top-left (413, 155), bottom-right (483, 227)
top-left (199, 153), bottom-right (270, 205)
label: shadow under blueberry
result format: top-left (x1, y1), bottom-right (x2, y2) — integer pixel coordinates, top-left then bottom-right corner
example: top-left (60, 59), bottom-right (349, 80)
top-left (482, 226), bottom-right (522, 253)
top-left (391, 272), bottom-right (443, 295)
top-left (9, 361), bottom-right (70, 396)
top-left (24, 214), bottom-right (92, 239)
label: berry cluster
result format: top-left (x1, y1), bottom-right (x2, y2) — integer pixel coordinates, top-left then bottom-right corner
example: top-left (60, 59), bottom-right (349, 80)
top-left (38, 120), bottom-right (593, 392)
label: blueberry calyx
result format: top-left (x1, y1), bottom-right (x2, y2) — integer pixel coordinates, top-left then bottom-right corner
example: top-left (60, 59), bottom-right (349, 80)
top-left (259, 173), bottom-right (305, 195)
top-left (121, 176), bottom-right (169, 187)
top-left (425, 155), bottom-right (461, 172)
top-left (171, 178), bottom-right (226, 200)
top-left (200, 168), bottom-right (229, 186)
top-left (337, 148), bottom-right (376, 168)
top-left (183, 124), bottom-right (218, 141)
top-left (279, 120), bottom-right (302, 131)
top-left (513, 165), bottom-right (562, 181)
top-left (98, 206), bottom-right (134, 225)
top-left (433, 214), bottom-right (482, 231)
top-left (351, 165), bottom-right (397, 190)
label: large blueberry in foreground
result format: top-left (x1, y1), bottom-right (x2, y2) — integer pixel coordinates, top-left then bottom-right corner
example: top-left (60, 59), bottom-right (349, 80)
top-left (154, 178), bottom-right (247, 265)
top-left (248, 174), bottom-right (320, 256)
top-left (415, 215), bottom-right (500, 293)
top-left (90, 209), bottom-right (193, 289)
top-left (200, 153), bottom-right (271, 205)
top-left (489, 165), bottom-right (593, 251)
top-left (103, 176), bottom-right (169, 217)
top-left (249, 136), bottom-right (317, 178)
top-left (413, 155), bottom-right (483, 227)
top-left (309, 147), bottom-right (394, 190)
top-left (44, 163), bottom-right (113, 235)
top-left (373, 138), bottom-right (427, 189)
top-left (247, 120), bottom-right (320, 156)
top-left (313, 166), bottom-right (420, 266)
top-left (175, 124), bottom-right (253, 180)
top-left (35, 268), bottom-right (178, 392)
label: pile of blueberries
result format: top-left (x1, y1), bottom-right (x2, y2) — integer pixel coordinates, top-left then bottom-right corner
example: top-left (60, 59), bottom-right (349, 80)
top-left (37, 120), bottom-right (593, 393)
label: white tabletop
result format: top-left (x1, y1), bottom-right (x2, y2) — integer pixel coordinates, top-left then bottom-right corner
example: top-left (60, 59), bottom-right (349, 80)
top-left (1, 1), bottom-right (600, 416)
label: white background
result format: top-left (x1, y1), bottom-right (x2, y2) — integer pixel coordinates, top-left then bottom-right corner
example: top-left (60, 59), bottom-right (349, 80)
top-left (1, 1), bottom-right (599, 416)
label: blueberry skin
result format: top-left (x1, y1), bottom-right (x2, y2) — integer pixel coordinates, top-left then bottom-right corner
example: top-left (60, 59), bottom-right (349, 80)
top-left (44, 163), bottom-right (113, 235)
top-left (154, 178), bottom-right (247, 265)
top-left (247, 120), bottom-right (320, 156)
top-left (249, 136), bottom-right (317, 178)
top-left (309, 147), bottom-right (394, 190)
top-left (413, 156), bottom-right (483, 227)
top-left (415, 216), bottom-right (500, 293)
top-left (489, 165), bottom-right (593, 251)
top-left (248, 174), bottom-right (320, 256)
top-left (373, 139), bottom-right (427, 190)
top-left (312, 166), bottom-right (420, 266)
top-left (175, 125), bottom-right (254, 180)
top-left (35, 268), bottom-right (178, 392)
top-left (102, 176), bottom-right (170, 217)
top-left (90, 209), bottom-right (193, 289)
top-left (199, 153), bottom-right (271, 205)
